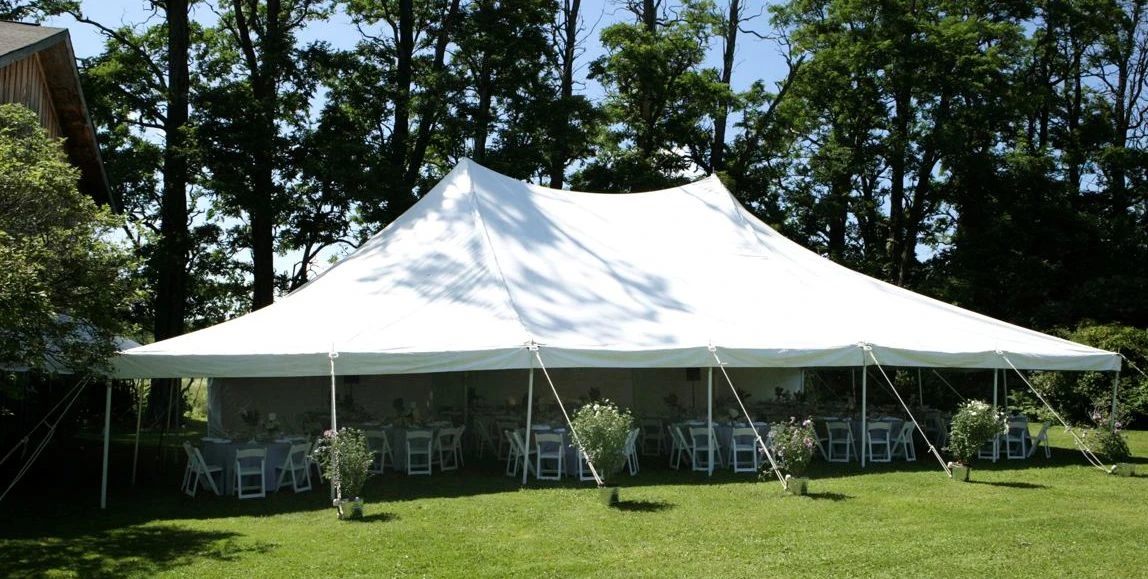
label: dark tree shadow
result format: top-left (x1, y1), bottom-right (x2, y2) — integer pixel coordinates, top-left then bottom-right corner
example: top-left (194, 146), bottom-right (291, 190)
top-left (0, 525), bottom-right (262, 577)
top-left (611, 499), bottom-right (673, 512)
top-left (966, 480), bottom-right (1048, 489)
top-left (804, 491), bottom-right (852, 501)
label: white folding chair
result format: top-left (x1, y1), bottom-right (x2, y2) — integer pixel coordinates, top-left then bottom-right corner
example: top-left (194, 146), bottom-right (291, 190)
top-left (434, 427), bottom-right (460, 472)
top-left (275, 442), bottom-right (313, 493)
top-left (624, 427), bottom-right (640, 475)
top-left (406, 430), bottom-right (433, 476)
top-left (669, 425), bottom-right (692, 470)
top-left (891, 422), bottom-right (917, 462)
top-left (1028, 421), bottom-right (1051, 458)
top-left (535, 432), bottom-right (565, 480)
top-left (506, 430), bottom-right (536, 477)
top-left (473, 419), bottom-right (497, 459)
top-left (182, 442), bottom-right (223, 497)
top-left (234, 447), bottom-right (266, 499)
top-left (979, 433), bottom-right (1000, 462)
top-left (1005, 419), bottom-right (1029, 459)
top-left (826, 421), bottom-right (854, 463)
top-left (576, 448), bottom-right (597, 482)
top-left (364, 430), bottom-right (394, 474)
top-left (640, 418), bottom-right (664, 456)
top-left (496, 420), bottom-right (517, 460)
top-left (688, 427), bottom-right (720, 472)
top-left (729, 427), bottom-right (759, 473)
top-left (867, 422), bottom-right (892, 463)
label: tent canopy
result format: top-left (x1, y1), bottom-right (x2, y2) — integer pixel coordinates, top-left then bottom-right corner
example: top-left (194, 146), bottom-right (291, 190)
top-left (114, 159), bottom-right (1120, 378)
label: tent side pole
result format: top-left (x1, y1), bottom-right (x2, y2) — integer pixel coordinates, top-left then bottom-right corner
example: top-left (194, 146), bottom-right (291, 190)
top-left (100, 379), bottom-right (112, 510)
top-left (917, 368), bottom-right (923, 408)
top-left (992, 369), bottom-right (999, 462)
top-left (861, 358), bottom-right (867, 468)
top-left (132, 380), bottom-right (143, 488)
top-left (1110, 371), bottom-right (1121, 431)
top-left (522, 367), bottom-right (535, 486)
top-left (707, 367), bottom-right (714, 477)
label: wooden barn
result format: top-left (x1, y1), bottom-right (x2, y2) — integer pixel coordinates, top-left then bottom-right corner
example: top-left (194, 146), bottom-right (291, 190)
top-left (0, 20), bottom-right (114, 210)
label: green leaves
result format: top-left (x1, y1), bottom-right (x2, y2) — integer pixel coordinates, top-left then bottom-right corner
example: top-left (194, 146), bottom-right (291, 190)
top-left (0, 104), bottom-right (143, 375)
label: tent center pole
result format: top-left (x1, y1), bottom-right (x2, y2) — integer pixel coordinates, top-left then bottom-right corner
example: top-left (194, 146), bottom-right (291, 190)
top-left (132, 380), bottom-right (143, 488)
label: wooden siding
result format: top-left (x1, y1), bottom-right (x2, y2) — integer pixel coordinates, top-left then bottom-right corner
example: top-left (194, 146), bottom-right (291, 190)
top-left (0, 54), bottom-right (62, 138)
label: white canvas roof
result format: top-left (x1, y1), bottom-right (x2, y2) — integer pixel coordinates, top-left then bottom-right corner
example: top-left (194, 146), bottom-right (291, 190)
top-left (114, 159), bottom-right (1120, 378)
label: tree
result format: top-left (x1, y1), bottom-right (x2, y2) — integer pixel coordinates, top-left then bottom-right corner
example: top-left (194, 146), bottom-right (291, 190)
top-left (576, 0), bottom-right (728, 192)
top-left (0, 104), bottom-right (141, 376)
top-left (199, 0), bottom-right (332, 309)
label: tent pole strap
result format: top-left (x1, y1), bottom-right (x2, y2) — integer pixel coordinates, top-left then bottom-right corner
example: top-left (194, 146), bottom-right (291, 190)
top-left (101, 379), bottom-right (112, 510)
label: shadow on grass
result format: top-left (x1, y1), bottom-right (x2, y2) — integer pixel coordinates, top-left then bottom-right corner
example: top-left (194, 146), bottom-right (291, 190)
top-left (611, 499), bottom-right (673, 512)
top-left (805, 491), bottom-right (852, 501)
top-left (349, 512), bottom-right (400, 523)
top-left (966, 480), bottom-right (1049, 490)
top-left (0, 524), bottom-right (261, 577)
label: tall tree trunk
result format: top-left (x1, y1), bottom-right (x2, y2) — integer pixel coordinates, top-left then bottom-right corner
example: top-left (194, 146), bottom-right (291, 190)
top-left (150, 0), bottom-right (191, 423)
top-left (405, 0), bottom-right (461, 203)
top-left (391, 0), bottom-right (414, 170)
top-left (473, 58), bottom-right (493, 161)
top-left (710, 0), bottom-right (739, 173)
top-left (548, 0), bottom-right (580, 189)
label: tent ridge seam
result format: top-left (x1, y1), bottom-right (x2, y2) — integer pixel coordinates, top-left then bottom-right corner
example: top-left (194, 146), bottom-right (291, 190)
top-left (467, 172), bottom-right (534, 343)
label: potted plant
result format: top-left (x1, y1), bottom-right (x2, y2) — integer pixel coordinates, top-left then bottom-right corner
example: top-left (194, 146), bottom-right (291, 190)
top-left (311, 427), bottom-right (373, 519)
top-left (569, 399), bottom-right (633, 506)
top-left (1088, 408), bottom-right (1134, 476)
top-left (768, 417), bottom-right (816, 495)
top-left (945, 400), bottom-right (1007, 481)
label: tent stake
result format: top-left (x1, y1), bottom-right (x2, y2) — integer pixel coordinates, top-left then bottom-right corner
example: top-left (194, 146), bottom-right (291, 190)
top-left (100, 379), bottom-right (112, 509)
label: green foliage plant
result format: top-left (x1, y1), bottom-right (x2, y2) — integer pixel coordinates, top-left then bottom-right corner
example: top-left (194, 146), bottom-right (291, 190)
top-left (767, 417), bottom-right (816, 478)
top-left (311, 427), bottom-right (372, 501)
top-left (569, 399), bottom-right (633, 486)
top-left (0, 104), bottom-right (142, 378)
top-left (1087, 407), bottom-right (1132, 463)
top-left (946, 400), bottom-right (1007, 465)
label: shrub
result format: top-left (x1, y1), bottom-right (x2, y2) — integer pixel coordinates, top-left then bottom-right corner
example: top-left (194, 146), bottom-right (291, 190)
top-left (1086, 407), bottom-right (1132, 462)
top-left (569, 400), bottom-right (633, 485)
top-left (946, 400), bottom-right (1007, 465)
top-left (767, 417), bottom-right (816, 478)
top-left (312, 427), bottom-right (373, 500)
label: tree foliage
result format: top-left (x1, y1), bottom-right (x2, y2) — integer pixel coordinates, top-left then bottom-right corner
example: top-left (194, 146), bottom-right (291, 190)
top-left (0, 104), bottom-right (142, 375)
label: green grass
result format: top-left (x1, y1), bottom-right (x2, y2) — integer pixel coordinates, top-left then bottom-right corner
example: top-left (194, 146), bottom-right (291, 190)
top-left (1, 429), bottom-right (1146, 578)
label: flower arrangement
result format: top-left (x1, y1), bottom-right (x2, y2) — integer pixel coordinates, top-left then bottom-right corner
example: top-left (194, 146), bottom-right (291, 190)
top-left (767, 417), bottom-right (816, 478)
top-left (1087, 407), bottom-right (1132, 463)
top-left (569, 399), bottom-right (633, 486)
top-left (262, 412), bottom-right (280, 436)
top-left (946, 400), bottom-right (1007, 465)
top-left (311, 427), bottom-right (373, 504)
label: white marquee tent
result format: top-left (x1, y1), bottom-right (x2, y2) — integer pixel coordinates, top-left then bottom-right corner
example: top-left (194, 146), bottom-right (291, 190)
top-left (114, 159), bottom-right (1119, 378)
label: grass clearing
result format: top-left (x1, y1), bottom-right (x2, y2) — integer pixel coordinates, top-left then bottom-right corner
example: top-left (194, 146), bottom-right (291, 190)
top-left (1, 428), bottom-right (1145, 577)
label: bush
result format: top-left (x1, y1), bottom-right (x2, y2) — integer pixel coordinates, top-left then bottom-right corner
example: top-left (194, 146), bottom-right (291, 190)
top-left (569, 400), bottom-right (633, 485)
top-left (1026, 324), bottom-right (1148, 428)
top-left (312, 427), bottom-right (372, 500)
top-left (767, 417), bottom-right (816, 478)
top-left (946, 400), bottom-right (1007, 465)
top-left (1085, 407), bottom-right (1133, 462)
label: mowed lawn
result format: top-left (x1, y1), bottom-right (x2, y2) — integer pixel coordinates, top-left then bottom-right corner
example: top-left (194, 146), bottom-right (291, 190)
top-left (1, 428), bottom-right (1145, 578)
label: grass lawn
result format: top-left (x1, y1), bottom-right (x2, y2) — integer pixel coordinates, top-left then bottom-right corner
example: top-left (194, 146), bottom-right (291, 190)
top-left (1, 428), bottom-right (1145, 578)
